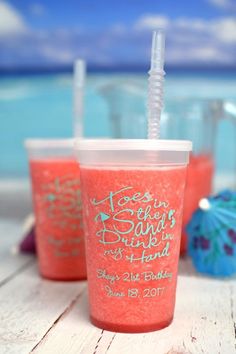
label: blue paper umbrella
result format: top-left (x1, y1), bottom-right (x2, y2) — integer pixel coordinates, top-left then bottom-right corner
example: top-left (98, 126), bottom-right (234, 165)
top-left (187, 190), bottom-right (236, 277)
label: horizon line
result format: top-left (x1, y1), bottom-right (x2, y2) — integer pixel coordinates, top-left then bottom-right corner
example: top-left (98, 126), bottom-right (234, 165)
top-left (0, 64), bottom-right (236, 76)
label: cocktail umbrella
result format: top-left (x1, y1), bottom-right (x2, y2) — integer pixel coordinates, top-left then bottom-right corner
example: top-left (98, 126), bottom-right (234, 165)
top-left (187, 190), bottom-right (236, 276)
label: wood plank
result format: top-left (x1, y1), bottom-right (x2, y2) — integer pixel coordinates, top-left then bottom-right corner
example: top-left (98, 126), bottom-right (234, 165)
top-left (97, 276), bottom-right (236, 354)
top-left (32, 288), bottom-right (114, 354)
top-left (0, 253), bottom-right (34, 287)
top-left (178, 257), bottom-right (197, 277)
top-left (0, 264), bottom-right (86, 354)
top-left (230, 282), bottom-right (236, 353)
top-left (0, 179), bottom-right (31, 220)
top-left (32, 275), bottom-right (236, 354)
top-left (0, 220), bottom-right (34, 285)
top-left (0, 220), bottom-right (24, 253)
top-left (1, 220), bottom-right (235, 354)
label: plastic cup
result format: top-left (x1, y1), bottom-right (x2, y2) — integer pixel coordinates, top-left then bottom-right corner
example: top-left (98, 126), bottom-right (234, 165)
top-left (25, 139), bottom-right (87, 281)
top-left (75, 138), bottom-right (192, 333)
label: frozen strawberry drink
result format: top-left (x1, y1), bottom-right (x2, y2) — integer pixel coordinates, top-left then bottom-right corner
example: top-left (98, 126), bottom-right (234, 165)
top-left (76, 139), bottom-right (191, 333)
top-left (25, 139), bottom-right (87, 281)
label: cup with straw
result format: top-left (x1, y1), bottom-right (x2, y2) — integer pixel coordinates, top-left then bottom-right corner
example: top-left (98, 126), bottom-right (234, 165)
top-left (75, 30), bottom-right (192, 333)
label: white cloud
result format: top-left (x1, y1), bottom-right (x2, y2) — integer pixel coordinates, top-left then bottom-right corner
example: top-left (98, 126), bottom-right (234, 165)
top-left (193, 47), bottom-right (229, 61)
top-left (135, 15), bottom-right (169, 30)
top-left (168, 47), bottom-right (233, 65)
top-left (212, 18), bottom-right (236, 43)
top-left (134, 15), bottom-right (236, 44)
top-left (110, 24), bottom-right (127, 35)
top-left (41, 46), bottom-right (74, 63)
top-left (132, 15), bottom-right (236, 65)
top-left (0, 8), bottom-right (235, 68)
top-left (30, 3), bottom-right (45, 16)
top-left (175, 18), bottom-right (208, 31)
top-left (0, 1), bottom-right (27, 36)
top-left (208, 0), bottom-right (236, 9)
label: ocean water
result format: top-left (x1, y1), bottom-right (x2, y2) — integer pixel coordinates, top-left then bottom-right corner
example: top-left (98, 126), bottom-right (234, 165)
top-left (0, 71), bottom-right (236, 178)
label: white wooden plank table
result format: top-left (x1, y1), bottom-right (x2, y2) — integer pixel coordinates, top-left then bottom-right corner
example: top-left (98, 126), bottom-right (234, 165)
top-left (0, 220), bottom-right (236, 354)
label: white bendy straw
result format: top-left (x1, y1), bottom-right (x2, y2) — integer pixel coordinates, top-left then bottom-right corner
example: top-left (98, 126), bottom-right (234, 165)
top-left (147, 30), bottom-right (165, 139)
top-left (73, 59), bottom-right (86, 137)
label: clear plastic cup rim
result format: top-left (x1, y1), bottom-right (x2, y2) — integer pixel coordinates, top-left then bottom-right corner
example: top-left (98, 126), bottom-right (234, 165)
top-left (25, 138), bottom-right (74, 150)
top-left (75, 139), bottom-right (192, 152)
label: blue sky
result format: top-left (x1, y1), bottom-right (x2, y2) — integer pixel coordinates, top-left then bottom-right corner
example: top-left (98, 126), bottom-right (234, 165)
top-left (0, 0), bottom-right (236, 68)
top-left (8, 0), bottom-right (229, 27)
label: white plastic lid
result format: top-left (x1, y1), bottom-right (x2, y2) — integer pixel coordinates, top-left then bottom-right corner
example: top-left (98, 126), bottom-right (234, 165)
top-left (25, 138), bottom-right (75, 159)
top-left (75, 139), bottom-right (192, 152)
top-left (75, 139), bottom-right (192, 167)
top-left (25, 138), bottom-right (74, 150)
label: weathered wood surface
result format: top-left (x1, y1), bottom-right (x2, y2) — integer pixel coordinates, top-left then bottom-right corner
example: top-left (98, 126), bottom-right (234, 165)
top-left (0, 220), bottom-right (34, 285)
top-left (0, 221), bottom-right (236, 354)
top-left (31, 276), bottom-right (236, 354)
top-left (0, 264), bottom-right (86, 354)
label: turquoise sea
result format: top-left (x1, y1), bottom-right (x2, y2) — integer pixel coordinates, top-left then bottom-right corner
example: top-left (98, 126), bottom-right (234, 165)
top-left (0, 70), bottom-right (236, 178)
